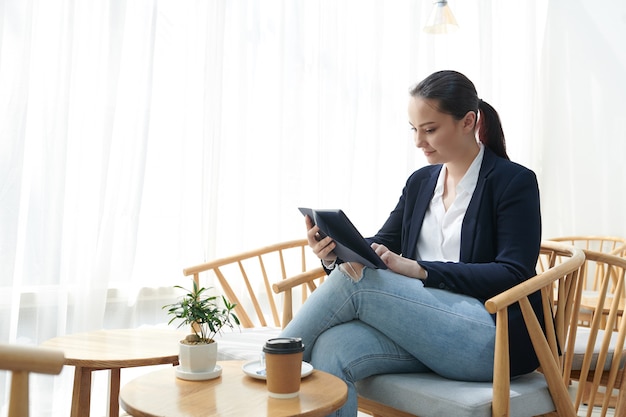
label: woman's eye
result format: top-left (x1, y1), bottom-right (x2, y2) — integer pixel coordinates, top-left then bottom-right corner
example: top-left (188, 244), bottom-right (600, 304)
top-left (425, 128), bottom-right (435, 134)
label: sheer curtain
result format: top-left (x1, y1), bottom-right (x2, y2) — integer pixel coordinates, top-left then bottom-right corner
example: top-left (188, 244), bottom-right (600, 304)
top-left (533, 0), bottom-right (626, 238)
top-left (1, 0), bottom-right (625, 415)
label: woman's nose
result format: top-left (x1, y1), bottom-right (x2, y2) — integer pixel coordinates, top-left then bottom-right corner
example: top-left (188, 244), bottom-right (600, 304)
top-left (414, 132), bottom-right (424, 148)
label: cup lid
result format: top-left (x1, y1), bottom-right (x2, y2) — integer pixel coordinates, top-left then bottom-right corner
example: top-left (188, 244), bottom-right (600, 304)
top-left (263, 337), bottom-right (305, 354)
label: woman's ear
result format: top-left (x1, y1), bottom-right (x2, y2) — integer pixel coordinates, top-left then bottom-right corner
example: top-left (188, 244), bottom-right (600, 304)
top-left (462, 111), bottom-right (477, 131)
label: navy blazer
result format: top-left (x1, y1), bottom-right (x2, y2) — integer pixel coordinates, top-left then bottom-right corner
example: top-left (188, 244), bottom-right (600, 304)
top-left (370, 147), bottom-right (543, 376)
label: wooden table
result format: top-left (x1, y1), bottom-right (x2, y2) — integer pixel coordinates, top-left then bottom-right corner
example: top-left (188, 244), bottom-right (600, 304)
top-left (42, 328), bottom-right (186, 417)
top-left (119, 360), bottom-right (348, 417)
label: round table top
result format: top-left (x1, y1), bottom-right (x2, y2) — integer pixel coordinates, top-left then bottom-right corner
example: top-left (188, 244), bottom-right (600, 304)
top-left (119, 361), bottom-right (348, 417)
top-left (42, 328), bottom-right (187, 368)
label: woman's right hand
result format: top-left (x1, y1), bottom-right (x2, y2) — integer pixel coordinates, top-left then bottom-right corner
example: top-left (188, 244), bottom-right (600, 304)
top-left (305, 215), bottom-right (337, 263)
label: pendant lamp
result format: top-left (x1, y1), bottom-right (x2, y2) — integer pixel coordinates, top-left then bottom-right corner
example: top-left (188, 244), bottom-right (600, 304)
top-left (423, 0), bottom-right (459, 34)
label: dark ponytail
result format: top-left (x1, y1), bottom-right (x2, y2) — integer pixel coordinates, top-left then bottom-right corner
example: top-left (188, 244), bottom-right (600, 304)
top-left (477, 99), bottom-right (508, 160)
top-left (410, 70), bottom-right (509, 160)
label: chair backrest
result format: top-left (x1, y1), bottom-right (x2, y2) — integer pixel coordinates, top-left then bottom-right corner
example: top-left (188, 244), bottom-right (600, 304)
top-left (570, 249), bottom-right (626, 417)
top-left (485, 241), bottom-right (585, 416)
top-left (549, 236), bottom-right (626, 255)
top-left (548, 236), bottom-right (626, 292)
top-left (183, 239), bottom-right (325, 329)
top-left (0, 343), bottom-right (65, 417)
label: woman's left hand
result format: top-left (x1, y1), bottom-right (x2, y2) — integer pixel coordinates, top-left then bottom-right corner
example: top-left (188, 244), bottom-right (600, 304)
top-left (371, 243), bottom-right (427, 279)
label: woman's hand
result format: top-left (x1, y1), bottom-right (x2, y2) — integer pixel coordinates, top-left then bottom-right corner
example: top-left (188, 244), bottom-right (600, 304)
top-left (305, 215), bottom-right (337, 263)
top-left (372, 242), bottom-right (427, 279)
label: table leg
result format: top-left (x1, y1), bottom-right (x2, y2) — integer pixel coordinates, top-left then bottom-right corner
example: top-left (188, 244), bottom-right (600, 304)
top-left (71, 367), bottom-right (92, 417)
top-left (107, 368), bottom-right (121, 417)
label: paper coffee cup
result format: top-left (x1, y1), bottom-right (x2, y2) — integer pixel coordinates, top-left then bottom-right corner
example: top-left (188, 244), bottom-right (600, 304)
top-left (263, 337), bottom-right (305, 399)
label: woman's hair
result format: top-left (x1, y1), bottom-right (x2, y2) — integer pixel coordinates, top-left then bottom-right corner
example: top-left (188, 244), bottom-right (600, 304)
top-left (410, 70), bottom-right (509, 160)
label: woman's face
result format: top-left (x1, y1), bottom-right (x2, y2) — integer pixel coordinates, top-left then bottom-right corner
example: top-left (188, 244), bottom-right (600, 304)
top-left (408, 96), bottom-right (476, 165)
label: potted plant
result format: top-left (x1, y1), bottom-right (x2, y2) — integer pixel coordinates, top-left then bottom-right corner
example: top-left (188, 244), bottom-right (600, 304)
top-left (163, 280), bottom-right (239, 380)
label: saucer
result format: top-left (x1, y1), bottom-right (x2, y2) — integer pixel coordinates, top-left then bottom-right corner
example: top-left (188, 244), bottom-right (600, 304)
top-left (242, 360), bottom-right (313, 380)
top-left (175, 364), bottom-right (222, 381)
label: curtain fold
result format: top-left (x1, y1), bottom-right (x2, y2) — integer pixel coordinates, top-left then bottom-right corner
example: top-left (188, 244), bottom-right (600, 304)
top-left (1, 1), bottom-right (625, 415)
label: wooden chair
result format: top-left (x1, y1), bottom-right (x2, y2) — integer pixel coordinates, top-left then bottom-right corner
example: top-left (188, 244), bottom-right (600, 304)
top-left (570, 249), bottom-right (626, 417)
top-left (0, 343), bottom-right (65, 417)
top-left (548, 236), bottom-right (626, 292)
top-left (186, 239), bottom-right (588, 416)
top-left (549, 236), bottom-right (626, 332)
top-left (548, 236), bottom-right (626, 255)
top-left (275, 241), bottom-right (586, 417)
top-left (182, 239), bottom-right (326, 361)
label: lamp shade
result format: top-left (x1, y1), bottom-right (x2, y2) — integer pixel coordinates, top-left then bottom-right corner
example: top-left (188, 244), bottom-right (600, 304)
top-left (424, 0), bottom-right (459, 34)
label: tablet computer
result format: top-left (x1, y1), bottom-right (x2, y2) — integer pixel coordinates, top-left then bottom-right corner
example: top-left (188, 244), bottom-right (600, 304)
top-left (298, 207), bottom-right (387, 269)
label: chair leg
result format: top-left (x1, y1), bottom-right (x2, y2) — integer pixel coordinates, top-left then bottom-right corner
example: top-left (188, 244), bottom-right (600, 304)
top-left (8, 371), bottom-right (29, 417)
top-left (615, 386), bottom-right (626, 417)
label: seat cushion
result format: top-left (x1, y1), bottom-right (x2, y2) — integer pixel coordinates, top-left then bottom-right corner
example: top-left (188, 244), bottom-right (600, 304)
top-left (572, 326), bottom-right (626, 371)
top-left (356, 371), bottom-right (556, 417)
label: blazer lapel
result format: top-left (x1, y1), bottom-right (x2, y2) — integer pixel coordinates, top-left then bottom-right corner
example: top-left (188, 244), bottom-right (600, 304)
top-left (460, 147), bottom-right (497, 260)
top-left (405, 167), bottom-right (439, 259)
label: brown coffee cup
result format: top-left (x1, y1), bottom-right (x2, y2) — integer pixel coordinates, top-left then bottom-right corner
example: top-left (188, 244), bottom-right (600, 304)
top-left (263, 337), bottom-right (305, 398)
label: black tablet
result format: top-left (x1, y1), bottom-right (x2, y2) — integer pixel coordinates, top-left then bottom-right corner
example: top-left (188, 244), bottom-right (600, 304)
top-left (298, 208), bottom-right (387, 269)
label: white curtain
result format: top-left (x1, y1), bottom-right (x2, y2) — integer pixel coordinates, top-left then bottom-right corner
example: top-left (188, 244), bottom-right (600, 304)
top-left (1, 0), bottom-right (625, 415)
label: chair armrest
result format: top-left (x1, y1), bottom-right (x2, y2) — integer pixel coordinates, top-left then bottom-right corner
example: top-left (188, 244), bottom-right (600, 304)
top-left (0, 344), bottom-right (65, 375)
top-left (0, 343), bottom-right (65, 417)
top-left (272, 266), bottom-right (326, 328)
top-left (485, 242), bottom-right (585, 417)
top-left (272, 267), bottom-right (326, 294)
top-left (485, 244), bottom-right (585, 313)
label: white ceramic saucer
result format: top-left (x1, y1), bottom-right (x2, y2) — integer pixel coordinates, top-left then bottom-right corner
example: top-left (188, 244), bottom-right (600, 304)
top-left (175, 364), bottom-right (222, 381)
top-left (242, 360), bottom-right (313, 380)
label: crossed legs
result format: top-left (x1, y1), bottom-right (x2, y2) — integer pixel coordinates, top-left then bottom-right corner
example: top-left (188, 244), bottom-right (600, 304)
top-left (280, 266), bottom-right (496, 416)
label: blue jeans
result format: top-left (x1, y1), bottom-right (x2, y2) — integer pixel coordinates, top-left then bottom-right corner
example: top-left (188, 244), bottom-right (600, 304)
top-left (280, 266), bottom-right (496, 417)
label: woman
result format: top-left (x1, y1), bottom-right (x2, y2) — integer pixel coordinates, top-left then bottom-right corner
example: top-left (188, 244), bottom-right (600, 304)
top-left (281, 70), bottom-right (542, 416)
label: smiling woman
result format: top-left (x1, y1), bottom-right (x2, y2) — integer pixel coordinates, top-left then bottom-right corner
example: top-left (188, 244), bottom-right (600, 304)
top-left (282, 70), bottom-right (542, 416)
top-left (1, 1), bottom-right (626, 416)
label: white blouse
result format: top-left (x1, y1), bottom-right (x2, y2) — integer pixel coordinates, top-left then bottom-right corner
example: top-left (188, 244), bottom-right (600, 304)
top-left (416, 144), bottom-right (485, 262)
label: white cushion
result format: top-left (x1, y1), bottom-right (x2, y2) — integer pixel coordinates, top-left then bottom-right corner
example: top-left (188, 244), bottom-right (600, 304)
top-left (214, 327), bottom-right (280, 361)
top-left (572, 326), bottom-right (626, 371)
top-left (138, 323), bottom-right (280, 362)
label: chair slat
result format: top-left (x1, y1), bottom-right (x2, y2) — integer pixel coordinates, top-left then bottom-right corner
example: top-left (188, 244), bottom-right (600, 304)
top-left (184, 239), bottom-right (325, 329)
top-left (520, 296), bottom-right (578, 416)
top-left (569, 248), bottom-right (626, 417)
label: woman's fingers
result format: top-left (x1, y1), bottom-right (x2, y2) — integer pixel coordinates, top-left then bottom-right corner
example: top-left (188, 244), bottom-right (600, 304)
top-left (304, 216), bottom-right (336, 260)
top-left (316, 238), bottom-right (336, 260)
top-left (371, 242), bottom-right (389, 256)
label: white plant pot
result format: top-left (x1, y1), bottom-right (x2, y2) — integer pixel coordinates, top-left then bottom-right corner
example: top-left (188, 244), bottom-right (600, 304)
top-left (178, 340), bottom-right (218, 374)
